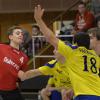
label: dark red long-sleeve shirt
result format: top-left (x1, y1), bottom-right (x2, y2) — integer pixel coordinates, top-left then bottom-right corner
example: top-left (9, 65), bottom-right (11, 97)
top-left (75, 10), bottom-right (95, 32)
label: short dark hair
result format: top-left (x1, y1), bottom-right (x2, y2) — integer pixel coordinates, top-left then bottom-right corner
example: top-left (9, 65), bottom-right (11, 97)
top-left (96, 16), bottom-right (100, 24)
top-left (88, 28), bottom-right (100, 40)
top-left (7, 26), bottom-right (23, 36)
top-left (73, 32), bottom-right (90, 49)
top-left (78, 1), bottom-right (86, 7)
top-left (32, 25), bottom-right (40, 30)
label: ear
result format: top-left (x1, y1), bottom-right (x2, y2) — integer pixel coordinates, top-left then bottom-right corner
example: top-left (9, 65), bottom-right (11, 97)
top-left (9, 35), bottom-right (13, 40)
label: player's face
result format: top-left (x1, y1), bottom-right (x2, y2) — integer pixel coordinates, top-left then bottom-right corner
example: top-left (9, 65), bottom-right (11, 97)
top-left (9, 29), bottom-right (24, 45)
top-left (89, 33), bottom-right (97, 49)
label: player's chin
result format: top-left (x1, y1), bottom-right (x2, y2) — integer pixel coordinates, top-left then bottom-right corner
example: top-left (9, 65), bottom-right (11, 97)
top-left (17, 40), bottom-right (23, 44)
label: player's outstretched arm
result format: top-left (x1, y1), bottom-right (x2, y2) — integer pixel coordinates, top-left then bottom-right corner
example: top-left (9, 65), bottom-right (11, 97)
top-left (18, 69), bottom-right (42, 81)
top-left (34, 5), bottom-right (59, 49)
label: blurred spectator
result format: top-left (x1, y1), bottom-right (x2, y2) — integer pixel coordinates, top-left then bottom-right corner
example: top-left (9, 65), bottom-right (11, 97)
top-left (32, 25), bottom-right (42, 52)
top-left (87, 17), bottom-right (100, 35)
top-left (74, 2), bottom-right (95, 32)
top-left (60, 22), bottom-right (74, 35)
top-left (32, 25), bottom-right (41, 36)
top-left (82, 0), bottom-right (92, 11)
top-left (32, 25), bottom-right (46, 53)
top-left (82, 0), bottom-right (100, 20)
top-left (97, 17), bottom-right (100, 28)
top-left (59, 22), bottom-right (73, 42)
top-left (20, 29), bottom-right (32, 57)
top-left (91, 0), bottom-right (100, 19)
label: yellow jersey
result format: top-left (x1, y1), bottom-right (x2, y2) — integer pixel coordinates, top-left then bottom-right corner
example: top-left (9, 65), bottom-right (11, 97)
top-left (39, 60), bottom-right (72, 89)
top-left (47, 77), bottom-right (55, 85)
top-left (58, 40), bottom-right (100, 96)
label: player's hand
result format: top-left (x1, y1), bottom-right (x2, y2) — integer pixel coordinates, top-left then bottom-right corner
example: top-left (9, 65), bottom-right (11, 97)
top-left (66, 89), bottom-right (74, 100)
top-left (34, 5), bottom-right (44, 21)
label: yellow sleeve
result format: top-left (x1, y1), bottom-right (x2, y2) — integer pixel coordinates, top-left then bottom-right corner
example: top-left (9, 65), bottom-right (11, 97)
top-left (48, 77), bottom-right (55, 85)
top-left (38, 60), bottom-right (57, 75)
top-left (39, 66), bottom-right (53, 75)
top-left (58, 40), bottom-right (73, 59)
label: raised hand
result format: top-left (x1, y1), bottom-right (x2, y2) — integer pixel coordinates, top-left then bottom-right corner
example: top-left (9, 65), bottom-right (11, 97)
top-left (33, 5), bottom-right (59, 49)
top-left (34, 5), bottom-right (44, 21)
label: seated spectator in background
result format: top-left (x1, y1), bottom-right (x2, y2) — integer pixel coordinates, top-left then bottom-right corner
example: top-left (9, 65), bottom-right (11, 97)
top-left (32, 25), bottom-right (43, 52)
top-left (74, 2), bottom-right (95, 32)
top-left (32, 25), bottom-right (41, 36)
top-left (82, 0), bottom-right (92, 11)
top-left (60, 22), bottom-right (74, 35)
top-left (20, 29), bottom-right (32, 57)
top-left (91, 0), bottom-right (100, 19)
top-left (97, 17), bottom-right (100, 29)
top-left (82, 0), bottom-right (100, 20)
top-left (87, 18), bottom-right (100, 36)
top-left (59, 22), bottom-right (74, 42)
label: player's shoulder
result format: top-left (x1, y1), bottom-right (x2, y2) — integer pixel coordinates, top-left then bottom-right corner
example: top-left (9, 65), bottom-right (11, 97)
top-left (60, 40), bottom-right (78, 50)
top-left (44, 60), bottom-right (57, 68)
top-left (67, 43), bottom-right (78, 49)
top-left (0, 43), bottom-right (10, 48)
top-left (48, 60), bottom-right (57, 64)
top-left (20, 51), bottom-right (29, 60)
top-left (59, 40), bottom-right (67, 46)
top-left (0, 43), bottom-right (8, 46)
top-left (20, 51), bottom-right (28, 57)
top-left (78, 47), bottom-right (98, 57)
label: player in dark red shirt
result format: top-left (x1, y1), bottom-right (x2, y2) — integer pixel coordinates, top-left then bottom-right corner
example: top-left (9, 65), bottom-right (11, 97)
top-left (0, 26), bottom-right (29, 100)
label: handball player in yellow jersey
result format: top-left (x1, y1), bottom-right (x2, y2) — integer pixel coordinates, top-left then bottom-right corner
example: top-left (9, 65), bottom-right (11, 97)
top-left (32, 5), bottom-right (100, 100)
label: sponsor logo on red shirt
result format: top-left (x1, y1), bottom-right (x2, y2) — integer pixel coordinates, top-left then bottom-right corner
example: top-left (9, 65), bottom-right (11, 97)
top-left (3, 57), bottom-right (19, 70)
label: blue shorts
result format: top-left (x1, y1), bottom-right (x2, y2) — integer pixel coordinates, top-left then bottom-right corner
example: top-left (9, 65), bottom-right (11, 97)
top-left (74, 95), bottom-right (100, 100)
top-left (50, 90), bottom-right (62, 100)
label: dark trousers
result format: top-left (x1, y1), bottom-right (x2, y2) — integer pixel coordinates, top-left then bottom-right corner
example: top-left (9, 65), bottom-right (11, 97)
top-left (74, 95), bottom-right (100, 100)
top-left (0, 88), bottom-right (24, 100)
top-left (50, 90), bottom-right (62, 100)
